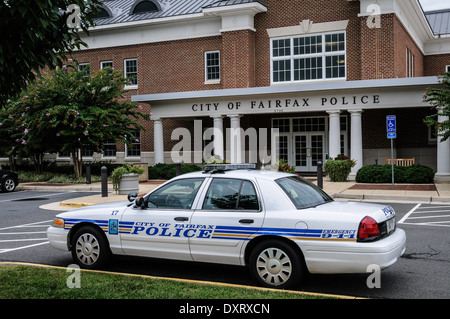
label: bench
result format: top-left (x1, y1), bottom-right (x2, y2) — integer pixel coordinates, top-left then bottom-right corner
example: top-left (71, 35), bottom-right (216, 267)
top-left (385, 158), bottom-right (415, 167)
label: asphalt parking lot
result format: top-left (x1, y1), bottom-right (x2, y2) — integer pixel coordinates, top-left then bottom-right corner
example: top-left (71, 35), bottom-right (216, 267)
top-left (1, 190), bottom-right (449, 299)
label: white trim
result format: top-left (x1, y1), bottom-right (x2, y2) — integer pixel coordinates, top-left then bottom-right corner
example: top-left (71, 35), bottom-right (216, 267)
top-left (267, 20), bottom-right (349, 38)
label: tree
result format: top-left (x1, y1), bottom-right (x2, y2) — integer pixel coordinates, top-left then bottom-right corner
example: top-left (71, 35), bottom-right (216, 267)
top-left (0, 0), bottom-right (101, 104)
top-left (1, 60), bottom-right (150, 177)
top-left (424, 72), bottom-right (450, 142)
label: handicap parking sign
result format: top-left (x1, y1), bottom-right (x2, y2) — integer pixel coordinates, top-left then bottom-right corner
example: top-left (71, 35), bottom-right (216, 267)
top-left (386, 115), bottom-right (396, 133)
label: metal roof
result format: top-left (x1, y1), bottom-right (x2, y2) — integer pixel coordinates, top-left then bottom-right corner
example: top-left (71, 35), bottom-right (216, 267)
top-left (425, 9), bottom-right (450, 35)
top-left (92, 0), bottom-right (267, 26)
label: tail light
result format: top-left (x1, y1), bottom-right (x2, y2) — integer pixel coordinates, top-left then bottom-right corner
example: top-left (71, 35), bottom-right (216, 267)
top-left (357, 216), bottom-right (381, 242)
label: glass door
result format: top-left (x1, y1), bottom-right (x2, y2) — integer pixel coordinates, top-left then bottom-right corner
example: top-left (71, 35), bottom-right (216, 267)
top-left (293, 133), bottom-right (325, 172)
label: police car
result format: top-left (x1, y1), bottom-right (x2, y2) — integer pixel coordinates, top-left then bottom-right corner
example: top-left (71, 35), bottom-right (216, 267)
top-left (47, 164), bottom-right (406, 289)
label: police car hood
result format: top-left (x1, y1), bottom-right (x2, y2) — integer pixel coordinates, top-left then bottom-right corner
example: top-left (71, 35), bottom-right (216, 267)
top-left (306, 201), bottom-right (395, 223)
top-left (64, 201), bottom-right (130, 214)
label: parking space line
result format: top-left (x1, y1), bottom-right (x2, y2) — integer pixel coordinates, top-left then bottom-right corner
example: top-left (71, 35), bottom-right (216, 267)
top-left (0, 238), bottom-right (48, 243)
top-left (399, 203), bottom-right (421, 224)
top-left (0, 220), bottom-right (52, 231)
top-left (0, 241), bottom-right (49, 254)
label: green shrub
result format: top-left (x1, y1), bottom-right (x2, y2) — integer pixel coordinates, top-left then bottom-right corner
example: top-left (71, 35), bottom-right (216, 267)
top-left (324, 155), bottom-right (356, 182)
top-left (356, 165), bottom-right (434, 184)
top-left (148, 163), bottom-right (202, 179)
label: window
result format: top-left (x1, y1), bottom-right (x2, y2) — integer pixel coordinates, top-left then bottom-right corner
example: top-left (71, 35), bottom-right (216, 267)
top-left (271, 32), bottom-right (346, 83)
top-left (406, 47), bottom-right (415, 78)
top-left (101, 60), bottom-right (113, 70)
top-left (446, 65), bottom-right (450, 73)
top-left (202, 178), bottom-right (259, 211)
top-left (276, 176), bottom-right (332, 209)
top-left (205, 51), bottom-right (220, 82)
top-left (126, 130), bottom-right (141, 157)
top-left (131, 0), bottom-right (160, 14)
top-left (145, 178), bottom-right (205, 209)
top-left (78, 63), bottom-right (90, 77)
top-left (102, 141), bottom-right (117, 158)
top-left (124, 58), bottom-right (138, 86)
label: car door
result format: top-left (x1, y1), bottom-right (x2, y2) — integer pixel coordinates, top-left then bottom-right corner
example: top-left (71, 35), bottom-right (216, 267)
top-left (120, 177), bottom-right (206, 261)
top-left (189, 177), bottom-right (264, 266)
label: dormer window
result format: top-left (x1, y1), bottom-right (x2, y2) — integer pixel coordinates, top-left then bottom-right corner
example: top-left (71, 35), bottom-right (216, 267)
top-left (89, 5), bottom-right (112, 19)
top-left (131, 0), bottom-right (161, 14)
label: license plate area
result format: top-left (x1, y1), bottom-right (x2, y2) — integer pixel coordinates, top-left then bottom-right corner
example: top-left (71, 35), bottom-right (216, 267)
top-left (386, 217), bottom-right (396, 234)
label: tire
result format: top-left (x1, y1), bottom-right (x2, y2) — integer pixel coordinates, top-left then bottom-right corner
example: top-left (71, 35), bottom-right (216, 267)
top-left (249, 240), bottom-right (304, 289)
top-left (71, 226), bottom-right (111, 269)
top-left (2, 177), bottom-right (16, 192)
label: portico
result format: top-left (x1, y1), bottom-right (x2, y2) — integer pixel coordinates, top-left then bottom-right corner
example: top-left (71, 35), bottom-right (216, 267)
top-left (133, 76), bottom-right (449, 181)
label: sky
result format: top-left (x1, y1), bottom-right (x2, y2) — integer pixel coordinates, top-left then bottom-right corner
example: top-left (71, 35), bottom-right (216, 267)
top-left (419, 0), bottom-right (450, 11)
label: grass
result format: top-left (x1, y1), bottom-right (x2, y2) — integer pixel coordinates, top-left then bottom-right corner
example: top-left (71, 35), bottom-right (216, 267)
top-left (0, 265), bottom-right (338, 299)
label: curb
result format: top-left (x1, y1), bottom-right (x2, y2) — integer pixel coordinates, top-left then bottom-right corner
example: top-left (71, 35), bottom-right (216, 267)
top-left (331, 193), bottom-right (450, 204)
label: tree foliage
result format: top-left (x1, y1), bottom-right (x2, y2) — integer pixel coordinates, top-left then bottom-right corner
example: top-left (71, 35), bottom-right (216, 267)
top-left (0, 61), bottom-right (150, 177)
top-left (0, 0), bottom-right (101, 104)
top-left (424, 72), bottom-right (450, 142)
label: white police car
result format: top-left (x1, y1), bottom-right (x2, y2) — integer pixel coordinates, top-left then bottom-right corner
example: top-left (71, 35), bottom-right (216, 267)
top-left (47, 164), bottom-right (406, 289)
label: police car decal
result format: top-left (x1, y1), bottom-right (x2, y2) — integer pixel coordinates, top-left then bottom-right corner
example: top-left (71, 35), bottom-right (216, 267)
top-left (63, 218), bottom-right (357, 242)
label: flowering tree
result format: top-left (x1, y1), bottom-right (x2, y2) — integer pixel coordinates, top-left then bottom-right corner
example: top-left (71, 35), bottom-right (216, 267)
top-left (424, 72), bottom-right (450, 142)
top-left (1, 60), bottom-right (149, 177)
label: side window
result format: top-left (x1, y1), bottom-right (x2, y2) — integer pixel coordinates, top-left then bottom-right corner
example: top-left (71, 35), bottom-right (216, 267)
top-left (202, 178), bottom-right (259, 211)
top-left (147, 178), bottom-right (205, 209)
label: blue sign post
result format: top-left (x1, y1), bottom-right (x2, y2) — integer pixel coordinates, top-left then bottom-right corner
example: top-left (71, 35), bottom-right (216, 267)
top-left (387, 115), bottom-right (396, 189)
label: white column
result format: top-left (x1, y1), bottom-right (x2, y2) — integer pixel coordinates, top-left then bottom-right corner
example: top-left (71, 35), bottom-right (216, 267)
top-left (211, 115), bottom-right (224, 161)
top-left (435, 107), bottom-right (450, 183)
top-left (349, 109), bottom-right (363, 178)
top-left (228, 114), bottom-right (242, 164)
top-left (153, 118), bottom-right (164, 164)
top-left (327, 110), bottom-right (341, 159)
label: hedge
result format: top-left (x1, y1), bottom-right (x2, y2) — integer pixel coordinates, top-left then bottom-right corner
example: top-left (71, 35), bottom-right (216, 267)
top-left (355, 165), bottom-right (435, 184)
top-left (148, 163), bottom-right (202, 179)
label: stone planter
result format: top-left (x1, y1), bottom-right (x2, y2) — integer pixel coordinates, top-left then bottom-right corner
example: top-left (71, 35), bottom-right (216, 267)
top-left (118, 173), bottom-right (139, 195)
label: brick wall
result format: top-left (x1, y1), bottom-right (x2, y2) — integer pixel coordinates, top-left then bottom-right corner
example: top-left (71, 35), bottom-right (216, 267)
top-left (424, 54), bottom-right (450, 76)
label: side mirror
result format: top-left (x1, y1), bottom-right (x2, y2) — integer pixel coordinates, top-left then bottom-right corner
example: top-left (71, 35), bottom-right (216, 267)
top-left (135, 197), bottom-right (145, 208)
top-left (128, 192), bottom-right (138, 202)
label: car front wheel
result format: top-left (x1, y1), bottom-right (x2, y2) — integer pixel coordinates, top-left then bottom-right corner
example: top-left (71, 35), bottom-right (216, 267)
top-left (249, 240), bottom-right (304, 289)
top-left (2, 178), bottom-right (16, 192)
top-left (71, 226), bottom-right (111, 269)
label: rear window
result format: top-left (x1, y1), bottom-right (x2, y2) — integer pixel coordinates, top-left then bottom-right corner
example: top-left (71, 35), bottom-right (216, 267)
top-left (275, 176), bottom-right (332, 209)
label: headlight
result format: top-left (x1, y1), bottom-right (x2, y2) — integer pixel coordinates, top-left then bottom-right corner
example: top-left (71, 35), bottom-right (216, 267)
top-left (52, 218), bottom-right (65, 228)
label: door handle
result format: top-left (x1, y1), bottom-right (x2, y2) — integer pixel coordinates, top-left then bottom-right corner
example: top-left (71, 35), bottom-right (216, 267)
top-left (239, 219), bottom-right (254, 224)
top-left (174, 217), bottom-right (189, 222)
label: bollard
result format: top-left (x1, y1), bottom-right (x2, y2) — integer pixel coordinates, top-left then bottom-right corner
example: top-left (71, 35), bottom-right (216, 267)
top-left (176, 162), bottom-right (181, 176)
top-left (101, 166), bottom-right (108, 197)
top-left (85, 163), bottom-right (91, 185)
top-left (317, 161), bottom-right (323, 189)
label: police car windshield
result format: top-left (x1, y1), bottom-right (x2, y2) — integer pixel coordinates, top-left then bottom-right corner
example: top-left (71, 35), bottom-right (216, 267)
top-left (275, 176), bottom-right (333, 209)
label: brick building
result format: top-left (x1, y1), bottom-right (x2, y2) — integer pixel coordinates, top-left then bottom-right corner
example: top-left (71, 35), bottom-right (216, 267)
top-left (47, 0), bottom-right (450, 182)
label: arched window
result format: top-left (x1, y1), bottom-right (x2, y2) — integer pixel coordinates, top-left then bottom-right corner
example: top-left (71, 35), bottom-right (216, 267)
top-left (131, 0), bottom-right (160, 14)
top-left (89, 5), bottom-right (112, 19)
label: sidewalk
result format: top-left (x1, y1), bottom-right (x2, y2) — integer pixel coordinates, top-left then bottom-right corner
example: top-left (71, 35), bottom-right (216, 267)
top-left (18, 179), bottom-right (450, 212)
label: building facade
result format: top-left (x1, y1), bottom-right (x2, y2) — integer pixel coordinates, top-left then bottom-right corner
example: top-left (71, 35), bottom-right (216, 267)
top-left (33, 0), bottom-right (450, 181)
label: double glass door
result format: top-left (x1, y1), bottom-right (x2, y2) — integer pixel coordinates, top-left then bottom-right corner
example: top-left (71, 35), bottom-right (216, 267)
top-left (276, 133), bottom-right (325, 172)
top-left (293, 133), bottom-right (325, 172)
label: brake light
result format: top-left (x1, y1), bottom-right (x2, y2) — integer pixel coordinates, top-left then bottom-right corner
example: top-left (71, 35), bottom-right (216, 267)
top-left (358, 216), bottom-right (380, 241)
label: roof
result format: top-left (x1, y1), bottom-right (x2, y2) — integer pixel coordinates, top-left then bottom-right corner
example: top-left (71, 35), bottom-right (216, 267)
top-left (425, 9), bottom-right (450, 35)
top-left (92, 0), bottom-right (267, 27)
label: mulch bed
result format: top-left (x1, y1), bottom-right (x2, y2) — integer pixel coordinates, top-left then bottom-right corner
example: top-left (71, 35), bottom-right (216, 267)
top-left (349, 184), bottom-right (436, 191)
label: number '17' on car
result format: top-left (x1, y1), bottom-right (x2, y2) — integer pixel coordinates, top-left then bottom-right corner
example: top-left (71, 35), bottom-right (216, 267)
top-left (47, 164), bottom-right (406, 289)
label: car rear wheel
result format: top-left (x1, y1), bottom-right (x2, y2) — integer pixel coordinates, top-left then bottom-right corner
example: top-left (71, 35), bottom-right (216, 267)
top-left (2, 177), bottom-right (16, 192)
top-left (249, 240), bottom-right (304, 289)
top-left (71, 226), bottom-right (111, 269)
